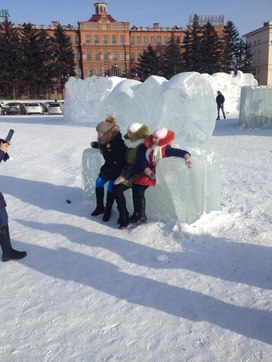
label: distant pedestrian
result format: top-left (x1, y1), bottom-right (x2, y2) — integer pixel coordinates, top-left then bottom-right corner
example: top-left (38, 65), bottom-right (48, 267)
top-left (216, 91), bottom-right (226, 120)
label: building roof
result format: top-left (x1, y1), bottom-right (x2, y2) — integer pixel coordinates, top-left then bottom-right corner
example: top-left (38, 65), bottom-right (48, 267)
top-left (89, 14), bottom-right (116, 22)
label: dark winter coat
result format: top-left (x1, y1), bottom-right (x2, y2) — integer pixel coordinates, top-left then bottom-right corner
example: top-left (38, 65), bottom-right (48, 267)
top-left (216, 93), bottom-right (225, 105)
top-left (92, 130), bottom-right (126, 180)
top-left (0, 150), bottom-right (7, 208)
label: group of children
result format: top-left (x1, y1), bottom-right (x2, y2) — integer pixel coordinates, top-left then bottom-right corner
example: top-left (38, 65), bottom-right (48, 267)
top-left (90, 115), bottom-right (193, 229)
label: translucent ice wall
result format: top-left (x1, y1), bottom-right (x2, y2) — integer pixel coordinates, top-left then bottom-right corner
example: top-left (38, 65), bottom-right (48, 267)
top-left (64, 76), bottom-right (124, 124)
top-left (80, 72), bottom-right (222, 224)
top-left (239, 86), bottom-right (272, 129)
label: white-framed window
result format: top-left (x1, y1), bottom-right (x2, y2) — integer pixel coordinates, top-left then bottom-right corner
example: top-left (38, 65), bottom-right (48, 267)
top-left (120, 35), bottom-right (124, 44)
top-left (112, 35), bottom-right (116, 44)
top-left (85, 34), bottom-right (90, 44)
top-left (95, 52), bottom-right (101, 60)
top-left (86, 53), bottom-right (91, 61)
top-left (103, 35), bottom-right (108, 44)
top-left (112, 52), bottom-right (117, 60)
top-left (94, 35), bottom-right (99, 44)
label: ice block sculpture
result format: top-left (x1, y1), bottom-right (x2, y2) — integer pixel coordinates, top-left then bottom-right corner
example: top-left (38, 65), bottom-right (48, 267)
top-left (64, 76), bottom-right (123, 123)
top-left (81, 72), bottom-right (221, 224)
top-left (239, 86), bottom-right (272, 129)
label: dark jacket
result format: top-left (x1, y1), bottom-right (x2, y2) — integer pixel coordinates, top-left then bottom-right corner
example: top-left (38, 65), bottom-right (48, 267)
top-left (93, 131), bottom-right (126, 180)
top-left (0, 150), bottom-right (7, 208)
top-left (216, 93), bottom-right (225, 105)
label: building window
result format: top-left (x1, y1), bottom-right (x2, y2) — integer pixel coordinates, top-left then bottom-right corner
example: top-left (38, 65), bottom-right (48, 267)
top-left (88, 69), bottom-right (93, 76)
top-left (144, 36), bottom-right (148, 45)
top-left (103, 35), bottom-right (108, 44)
top-left (137, 36), bottom-right (141, 44)
top-left (75, 35), bottom-right (79, 44)
top-left (120, 35), bottom-right (124, 44)
top-left (137, 52), bottom-right (141, 60)
top-left (104, 52), bottom-right (109, 60)
top-left (86, 53), bottom-right (91, 61)
top-left (94, 35), bottom-right (99, 44)
top-left (156, 36), bottom-right (161, 45)
top-left (112, 35), bottom-right (116, 44)
top-left (76, 53), bottom-right (81, 61)
top-left (112, 52), bottom-right (117, 60)
top-left (120, 52), bottom-right (125, 61)
top-left (85, 34), bottom-right (90, 44)
top-left (95, 52), bottom-right (101, 60)
top-left (77, 69), bottom-right (82, 77)
top-left (130, 52), bottom-right (135, 60)
top-left (130, 36), bottom-right (134, 45)
top-left (163, 36), bottom-right (168, 45)
top-left (150, 36), bottom-right (154, 45)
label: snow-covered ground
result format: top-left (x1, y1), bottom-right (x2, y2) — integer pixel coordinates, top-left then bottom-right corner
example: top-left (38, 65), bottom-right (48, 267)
top-left (0, 115), bottom-right (271, 361)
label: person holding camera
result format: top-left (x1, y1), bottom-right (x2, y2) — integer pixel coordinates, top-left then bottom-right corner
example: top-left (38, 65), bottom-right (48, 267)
top-left (0, 134), bottom-right (27, 262)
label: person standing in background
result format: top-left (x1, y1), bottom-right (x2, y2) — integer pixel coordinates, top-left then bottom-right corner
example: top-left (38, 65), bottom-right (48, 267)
top-left (216, 91), bottom-right (226, 120)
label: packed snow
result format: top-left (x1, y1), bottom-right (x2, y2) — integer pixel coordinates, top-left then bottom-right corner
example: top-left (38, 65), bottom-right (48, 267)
top-left (0, 111), bottom-right (271, 361)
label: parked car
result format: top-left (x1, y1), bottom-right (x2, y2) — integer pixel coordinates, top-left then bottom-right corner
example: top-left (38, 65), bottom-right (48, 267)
top-left (47, 102), bottom-right (63, 115)
top-left (24, 102), bottom-right (44, 115)
top-left (4, 102), bottom-right (24, 115)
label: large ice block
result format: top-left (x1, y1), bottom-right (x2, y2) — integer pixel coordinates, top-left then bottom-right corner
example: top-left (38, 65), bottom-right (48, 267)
top-left (239, 86), bottom-right (272, 129)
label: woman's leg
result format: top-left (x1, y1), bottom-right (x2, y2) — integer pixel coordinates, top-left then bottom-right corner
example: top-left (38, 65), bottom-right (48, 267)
top-left (113, 184), bottom-right (129, 228)
top-left (132, 185), bottom-right (149, 225)
top-left (91, 176), bottom-right (107, 216)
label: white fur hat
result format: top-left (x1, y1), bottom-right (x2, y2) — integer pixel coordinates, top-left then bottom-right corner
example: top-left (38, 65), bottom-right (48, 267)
top-left (128, 123), bottom-right (143, 133)
top-left (153, 128), bottom-right (168, 139)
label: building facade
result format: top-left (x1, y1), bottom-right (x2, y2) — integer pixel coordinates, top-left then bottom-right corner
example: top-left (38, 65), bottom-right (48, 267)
top-left (76, 1), bottom-right (185, 78)
top-left (244, 21), bottom-right (272, 85)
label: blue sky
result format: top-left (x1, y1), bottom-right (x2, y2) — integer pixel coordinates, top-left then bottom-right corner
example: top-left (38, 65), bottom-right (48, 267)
top-left (1, 0), bottom-right (271, 36)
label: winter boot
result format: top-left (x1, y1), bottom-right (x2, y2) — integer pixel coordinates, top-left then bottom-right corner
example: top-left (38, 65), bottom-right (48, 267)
top-left (0, 225), bottom-right (27, 262)
top-left (129, 212), bottom-right (138, 224)
top-left (91, 187), bottom-right (105, 216)
top-left (136, 198), bottom-right (147, 225)
top-left (118, 208), bottom-right (130, 229)
top-left (103, 192), bottom-right (115, 222)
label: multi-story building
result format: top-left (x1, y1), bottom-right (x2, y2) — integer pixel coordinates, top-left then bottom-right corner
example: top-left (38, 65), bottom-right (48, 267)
top-left (76, 1), bottom-right (185, 78)
top-left (244, 21), bottom-right (272, 85)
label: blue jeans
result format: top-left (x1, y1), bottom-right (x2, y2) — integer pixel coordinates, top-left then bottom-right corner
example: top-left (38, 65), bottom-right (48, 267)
top-left (0, 207), bottom-right (8, 228)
